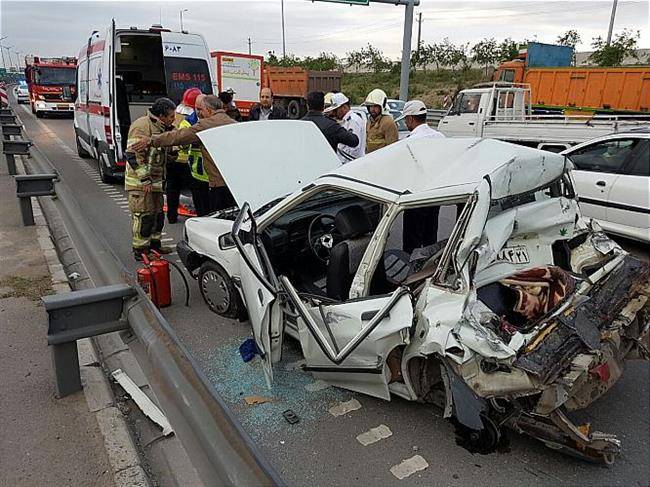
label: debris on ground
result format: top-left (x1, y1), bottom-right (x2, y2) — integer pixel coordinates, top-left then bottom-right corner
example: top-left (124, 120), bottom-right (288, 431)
top-left (0, 275), bottom-right (53, 301)
top-left (390, 455), bottom-right (429, 479)
top-left (243, 395), bottom-right (273, 406)
top-left (328, 398), bottom-right (362, 417)
top-left (282, 409), bottom-right (300, 424)
top-left (356, 424), bottom-right (393, 446)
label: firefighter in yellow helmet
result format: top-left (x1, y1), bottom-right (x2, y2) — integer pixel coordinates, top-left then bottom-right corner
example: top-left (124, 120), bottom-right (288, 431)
top-left (363, 88), bottom-right (398, 153)
top-left (125, 97), bottom-right (176, 261)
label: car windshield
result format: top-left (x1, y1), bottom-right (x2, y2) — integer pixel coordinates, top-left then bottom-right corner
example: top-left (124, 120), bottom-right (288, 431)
top-left (34, 67), bottom-right (76, 85)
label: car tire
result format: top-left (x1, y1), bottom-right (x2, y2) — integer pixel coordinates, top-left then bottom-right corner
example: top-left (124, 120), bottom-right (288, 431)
top-left (76, 135), bottom-right (92, 158)
top-left (287, 100), bottom-right (301, 119)
top-left (198, 260), bottom-right (243, 318)
top-left (35, 110), bottom-right (43, 118)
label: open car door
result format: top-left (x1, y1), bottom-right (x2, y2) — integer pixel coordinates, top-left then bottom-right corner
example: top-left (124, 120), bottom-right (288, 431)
top-left (280, 277), bottom-right (414, 400)
top-left (231, 203), bottom-right (283, 388)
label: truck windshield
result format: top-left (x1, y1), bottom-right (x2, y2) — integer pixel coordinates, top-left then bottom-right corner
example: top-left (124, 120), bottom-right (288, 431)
top-left (164, 57), bottom-right (212, 105)
top-left (34, 67), bottom-right (76, 85)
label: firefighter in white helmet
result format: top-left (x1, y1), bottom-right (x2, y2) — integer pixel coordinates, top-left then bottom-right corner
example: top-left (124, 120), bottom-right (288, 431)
top-left (324, 92), bottom-right (366, 163)
top-left (362, 88), bottom-right (398, 153)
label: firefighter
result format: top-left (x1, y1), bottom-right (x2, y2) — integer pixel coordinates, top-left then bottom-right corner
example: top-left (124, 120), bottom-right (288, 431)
top-left (125, 98), bottom-right (176, 261)
top-left (166, 88), bottom-right (201, 223)
top-left (363, 88), bottom-right (398, 153)
top-left (130, 95), bottom-right (238, 212)
top-left (178, 92), bottom-right (211, 216)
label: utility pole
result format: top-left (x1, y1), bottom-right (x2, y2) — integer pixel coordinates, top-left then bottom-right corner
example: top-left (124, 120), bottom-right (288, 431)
top-left (606, 0), bottom-right (618, 45)
top-left (281, 0), bottom-right (287, 58)
top-left (416, 12), bottom-right (422, 55)
top-left (247, 37), bottom-right (252, 55)
top-left (180, 9), bottom-right (188, 32)
top-left (399, 0), bottom-right (415, 101)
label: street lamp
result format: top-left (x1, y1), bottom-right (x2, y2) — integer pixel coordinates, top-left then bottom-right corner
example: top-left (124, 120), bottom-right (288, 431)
top-left (180, 9), bottom-right (188, 32)
top-left (0, 36), bottom-right (7, 70)
top-left (3, 46), bottom-right (14, 70)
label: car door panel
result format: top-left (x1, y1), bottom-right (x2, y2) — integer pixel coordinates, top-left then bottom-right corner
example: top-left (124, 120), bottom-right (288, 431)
top-left (605, 140), bottom-right (650, 239)
top-left (232, 203), bottom-right (282, 388)
top-left (572, 170), bottom-right (614, 221)
top-left (281, 276), bottom-right (413, 400)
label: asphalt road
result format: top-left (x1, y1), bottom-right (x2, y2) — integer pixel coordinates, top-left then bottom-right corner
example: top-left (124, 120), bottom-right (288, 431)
top-left (15, 104), bottom-right (650, 487)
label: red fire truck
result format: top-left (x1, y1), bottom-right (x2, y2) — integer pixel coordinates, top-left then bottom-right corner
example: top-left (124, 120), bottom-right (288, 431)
top-left (24, 55), bottom-right (77, 117)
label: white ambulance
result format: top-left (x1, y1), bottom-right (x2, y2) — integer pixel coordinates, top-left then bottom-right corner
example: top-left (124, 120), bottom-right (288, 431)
top-left (74, 22), bottom-right (216, 182)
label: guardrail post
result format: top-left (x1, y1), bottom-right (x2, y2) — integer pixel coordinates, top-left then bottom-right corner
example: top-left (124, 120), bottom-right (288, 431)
top-left (3, 139), bottom-right (31, 176)
top-left (15, 174), bottom-right (57, 225)
top-left (42, 284), bottom-right (137, 397)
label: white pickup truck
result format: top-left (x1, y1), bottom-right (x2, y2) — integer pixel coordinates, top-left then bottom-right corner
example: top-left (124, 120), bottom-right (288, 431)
top-left (438, 83), bottom-right (650, 151)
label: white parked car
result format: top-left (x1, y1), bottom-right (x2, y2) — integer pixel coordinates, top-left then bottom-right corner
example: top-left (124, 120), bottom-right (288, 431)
top-left (15, 80), bottom-right (29, 104)
top-left (177, 121), bottom-right (649, 464)
top-left (562, 129), bottom-right (649, 242)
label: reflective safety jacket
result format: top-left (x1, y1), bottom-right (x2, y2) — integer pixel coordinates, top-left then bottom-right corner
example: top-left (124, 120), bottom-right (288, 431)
top-left (178, 118), bottom-right (209, 183)
top-left (125, 112), bottom-right (168, 192)
top-left (366, 114), bottom-right (398, 154)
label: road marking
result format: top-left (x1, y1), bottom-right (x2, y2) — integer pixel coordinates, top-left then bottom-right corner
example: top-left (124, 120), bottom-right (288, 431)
top-left (390, 455), bottom-right (428, 480)
top-left (356, 425), bottom-right (393, 446)
top-left (162, 238), bottom-right (174, 242)
top-left (328, 398), bottom-right (362, 417)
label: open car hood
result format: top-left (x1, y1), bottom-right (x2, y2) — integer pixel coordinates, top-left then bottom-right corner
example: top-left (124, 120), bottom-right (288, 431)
top-left (197, 120), bottom-right (341, 211)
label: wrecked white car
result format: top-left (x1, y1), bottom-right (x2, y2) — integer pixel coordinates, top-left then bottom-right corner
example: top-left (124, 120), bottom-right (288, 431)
top-left (177, 121), bottom-right (650, 464)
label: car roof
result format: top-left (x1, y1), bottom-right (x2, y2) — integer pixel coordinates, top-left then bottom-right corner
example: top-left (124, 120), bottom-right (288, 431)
top-left (317, 137), bottom-right (568, 201)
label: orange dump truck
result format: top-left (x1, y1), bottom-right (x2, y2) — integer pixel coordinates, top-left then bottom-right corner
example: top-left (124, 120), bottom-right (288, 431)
top-left (262, 66), bottom-right (341, 118)
top-left (494, 42), bottom-right (650, 114)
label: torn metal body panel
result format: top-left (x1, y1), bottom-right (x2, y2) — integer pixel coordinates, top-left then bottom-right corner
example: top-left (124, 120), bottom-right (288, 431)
top-left (183, 132), bottom-right (649, 465)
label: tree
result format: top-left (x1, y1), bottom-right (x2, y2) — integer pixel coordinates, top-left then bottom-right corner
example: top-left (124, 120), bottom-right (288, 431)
top-left (497, 38), bottom-right (519, 62)
top-left (557, 30), bottom-right (581, 65)
top-left (346, 44), bottom-right (391, 73)
top-left (557, 30), bottom-right (581, 49)
top-left (589, 29), bottom-right (640, 66)
top-left (472, 38), bottom-right (499, 76)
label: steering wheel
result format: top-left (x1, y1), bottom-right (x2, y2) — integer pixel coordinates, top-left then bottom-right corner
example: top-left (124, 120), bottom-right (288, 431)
top-left (307, 214), bottom-right (338, 263)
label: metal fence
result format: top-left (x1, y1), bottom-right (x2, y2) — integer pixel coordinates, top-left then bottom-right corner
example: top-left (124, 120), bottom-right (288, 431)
top-left (427, 109), bottom-right (447, 126)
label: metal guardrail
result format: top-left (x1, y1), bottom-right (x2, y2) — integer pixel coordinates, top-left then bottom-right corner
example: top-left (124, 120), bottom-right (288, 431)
top-left (12, 109), bottom-right (284, 486)
top-left (427, 108), bottom-right (447, 125)
top-left (15, 173), bottom-right (57, 225)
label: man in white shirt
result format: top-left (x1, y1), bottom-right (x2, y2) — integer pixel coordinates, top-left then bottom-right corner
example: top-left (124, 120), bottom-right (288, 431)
top-left (397, 100), bottom-right (445, 253)
top-left (398, 99), bottom-right (445, 140)
top-left (324, 92), bottom-right (366, 163)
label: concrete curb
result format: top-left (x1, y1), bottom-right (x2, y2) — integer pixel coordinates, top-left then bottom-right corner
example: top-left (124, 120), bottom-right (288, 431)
top-left (16, 155), bottom-right (151, 487)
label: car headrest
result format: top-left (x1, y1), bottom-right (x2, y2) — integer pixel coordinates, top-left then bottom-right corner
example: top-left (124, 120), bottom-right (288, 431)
top-left (335, 205), bottom-right (372, 239)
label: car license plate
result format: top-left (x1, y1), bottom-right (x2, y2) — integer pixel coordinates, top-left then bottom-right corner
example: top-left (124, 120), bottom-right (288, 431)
top-left (497, 245), bottom-right (530, 264)
top-left (57, 104), bottom-right (68, 109)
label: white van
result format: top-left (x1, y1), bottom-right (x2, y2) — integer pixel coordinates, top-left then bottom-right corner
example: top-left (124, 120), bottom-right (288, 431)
top-left (74, 21), bottom-right (216, 182)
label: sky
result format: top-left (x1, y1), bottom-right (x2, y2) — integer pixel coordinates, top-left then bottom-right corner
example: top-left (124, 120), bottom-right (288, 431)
top-left (0, 0), bottom-right (648, 67)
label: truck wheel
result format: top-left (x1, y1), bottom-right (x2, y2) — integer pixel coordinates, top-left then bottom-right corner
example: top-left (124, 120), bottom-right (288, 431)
top-left (76, 136), bottom-right (91, 158)
top-left (198, 260), bottom-right (242, 318)
top-left (97, 156), bottom-right (113, 183)
top-left (287, 100), bottom-right (301, 119)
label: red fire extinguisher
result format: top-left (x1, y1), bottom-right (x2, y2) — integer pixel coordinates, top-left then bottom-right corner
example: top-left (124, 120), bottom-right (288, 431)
top-left (137, 252), bottom-right (172, 308)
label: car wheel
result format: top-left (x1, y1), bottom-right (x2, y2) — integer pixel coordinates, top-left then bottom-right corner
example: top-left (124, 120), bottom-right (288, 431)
top-left (76, 135), bottom-right (91, 158)
top-left (198, 260), bottom-right (242, 318)
top-left (35, 110), bottom-right (43, 118)
top-left (287, 100), bottom-right (301, 119)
